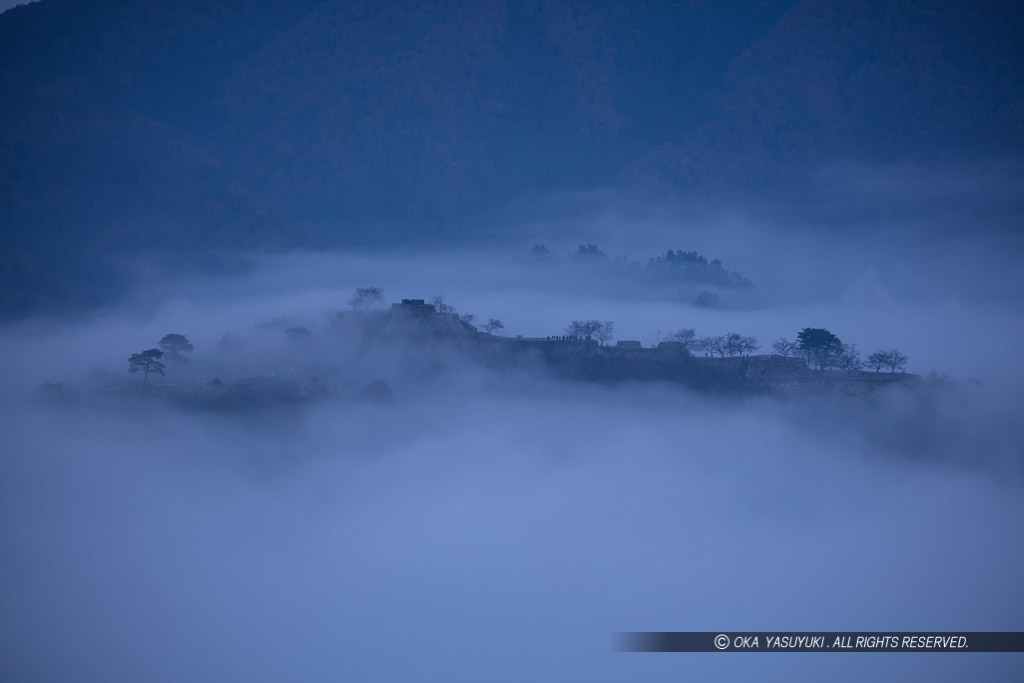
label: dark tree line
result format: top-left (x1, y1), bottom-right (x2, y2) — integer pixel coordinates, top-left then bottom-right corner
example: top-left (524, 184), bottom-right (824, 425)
top-left (662, 324), bottom-right (909, 373)
top-left (691, 333), bottom-right (759, 357)
top-left (772, 328), bottom-right (908, 373)
top-left (525, 244), bottom-right (752, 288)
top-left (565, 320), bottom-right (615, 344)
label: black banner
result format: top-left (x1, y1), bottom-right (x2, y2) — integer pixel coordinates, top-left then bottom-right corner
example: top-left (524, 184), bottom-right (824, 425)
top-left (616, 632), bottom-right (1024, 653)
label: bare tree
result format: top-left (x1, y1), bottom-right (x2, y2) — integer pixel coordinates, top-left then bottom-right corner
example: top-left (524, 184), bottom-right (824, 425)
top-left (483, 318), bottom-right (505, 335)
top-left (670, 327), bottom-right (697, 349)
top-left (884, 348), bottom-right (908, 373)
top-left (595, 321), bottom-right (615, 346)
top-left (836, 343), bottom-right (864, 372)
top-left (722, 332), bottom-right (759, 356)
top-left (349, 287), bottom-right (385, 310)
top-left (128, 349), bottom-right (165, 384)
top-left (695, 335), bottom-right (726, 357)
top-left (567, 320), bottom-right (601, 339)
top-left (866, 350), bottom-right (888, 373)
top-left (724, 333), bottom-right (743, 357)
top-left (431, 294), bottom-right (457, 314)
top-left (460, 313), bottom-right (478, 328)
top-left (772, 337), bottom-right (797, 357)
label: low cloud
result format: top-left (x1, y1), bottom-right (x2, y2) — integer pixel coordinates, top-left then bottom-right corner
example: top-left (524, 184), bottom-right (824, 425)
top-left (2, 175), bottom-right (1023, 681)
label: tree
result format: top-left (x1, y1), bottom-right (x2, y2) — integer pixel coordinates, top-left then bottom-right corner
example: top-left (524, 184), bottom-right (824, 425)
top-left (836, 343), bottom-right (864, 372)
top-left (796, 327), bottom-right (843, 371)
top-left (582, 321), bottom-right (602, 339)
top-left (722, 332), bottom-right (759, 357)
top-left (724, 332), bottom-right (743, 357)
top-left (460, 313), bottom-right (478, 328)
top-left (772, 338), bottom-right (797, 357)
top-left (529, 243), bottom-right (551, 258)
top-left (866, 350), bottom-right (888, 373)
top-left (431, 294), bottom-right (456, 314)
top-left (595, 321), bottom-right (615, 345)
top-left (349, 287), bottom-right (385, 310)
top-left (483, 318), bottom-right (504, 335)
top-left (567, 320), bottom-right (601, 339)
top-left (669, 327), bottom-right (697, 349)
top-left (884, 348), bottom-right (908, 373)
top-left (572, 244), bottom-right (606, 261)
top-left (694, 335), bottom-right (726, 357)
top-left (128, 348), bottom-right (164, 384)
top-left (740, 335), bottom-right (759, 355)
top-left (159, 333), bottom-right (193, 359)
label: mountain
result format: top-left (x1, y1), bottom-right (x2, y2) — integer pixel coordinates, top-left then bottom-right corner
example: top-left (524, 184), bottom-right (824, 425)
top-left (1, 0), bottom-right (1021, 315)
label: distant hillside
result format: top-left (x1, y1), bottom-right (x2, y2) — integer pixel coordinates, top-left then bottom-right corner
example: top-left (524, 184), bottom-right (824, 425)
top-left (2, 0), bottom-right (1022, 315)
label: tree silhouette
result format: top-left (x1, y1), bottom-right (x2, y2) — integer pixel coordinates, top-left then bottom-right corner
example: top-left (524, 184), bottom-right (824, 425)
top-left (866, 350), bottom-right (888, 372)
top-left (670, 327), bottom-right (697, 349)
top-left (483, 318), bottom-right (504, 335)
top-left (694, 335), bottom-right (726, 357)
top-left (159, 333), bottom-right (193, 359)
top-left (772, 338), bottom-right (797, 357)
top-left (836, 343), bottom-right (864, 372)
top-left (723, 332), bottom-right (759, 356)
top-left (349, 287), bottom-right (385, 310)
top-left (128, 349), bottom-right (165, 384)
top-left (595, 321), bottom-right (615, 345)
top-left (797, 328), bottom-right (843, 371)
top-left (884, 349), bottom-right (908, 373)
top-left (431, 294), bottom-right (456, 313)
top-left (567, 320), bottom-right (602, 339)
top-left (867, 349), bottom-right (909, 373)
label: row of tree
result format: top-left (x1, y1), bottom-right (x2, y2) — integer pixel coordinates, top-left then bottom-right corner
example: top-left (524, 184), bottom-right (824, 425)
top-left (658, 325), bottom-right (908, 372)
top-left (526, 244), bottom-right (752, 288)
top-left (566, 320), bottom-right (615, 344)
top-left (770, 328), bottom-right (908, 373)
top-left (666, 328), bottom-right (759, 357)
